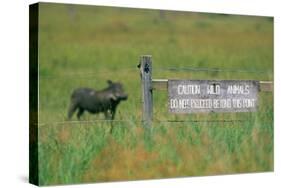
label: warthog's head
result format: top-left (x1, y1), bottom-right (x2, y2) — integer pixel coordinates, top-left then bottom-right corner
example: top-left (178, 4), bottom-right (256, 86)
top-left (107, 80), bottom-right (128, 101)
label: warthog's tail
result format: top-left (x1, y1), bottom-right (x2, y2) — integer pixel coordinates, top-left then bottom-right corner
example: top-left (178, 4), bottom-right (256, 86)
top-left (67, 101), bottom-right (78, 120)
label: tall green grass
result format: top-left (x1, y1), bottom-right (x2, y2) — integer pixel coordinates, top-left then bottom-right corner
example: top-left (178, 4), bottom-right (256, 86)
top-left (37, 3), bottom-right (273, 185)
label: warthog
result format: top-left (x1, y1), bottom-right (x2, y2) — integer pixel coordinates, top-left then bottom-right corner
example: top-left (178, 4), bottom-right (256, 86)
top-left (68, 80), bottom-right (128, 120)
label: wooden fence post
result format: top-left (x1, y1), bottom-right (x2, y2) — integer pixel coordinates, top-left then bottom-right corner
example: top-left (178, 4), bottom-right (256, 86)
top-left (139, 55), bottom-right (153, 128)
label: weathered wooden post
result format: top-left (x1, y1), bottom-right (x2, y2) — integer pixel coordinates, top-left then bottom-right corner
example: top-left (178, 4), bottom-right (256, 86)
top-left (138, 55), bottom-right (153, 128)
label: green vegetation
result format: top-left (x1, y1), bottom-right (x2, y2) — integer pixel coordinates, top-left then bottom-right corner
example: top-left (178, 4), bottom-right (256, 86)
top-left (37, 3), bottom-right (273, 185)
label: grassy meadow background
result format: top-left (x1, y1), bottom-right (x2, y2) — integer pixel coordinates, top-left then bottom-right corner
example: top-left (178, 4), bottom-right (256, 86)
top-left (37, 3), bottom-right (273, 185)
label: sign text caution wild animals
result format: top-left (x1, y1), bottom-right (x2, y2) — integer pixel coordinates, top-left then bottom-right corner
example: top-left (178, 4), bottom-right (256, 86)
top-left (168, 80), bottom-right (259, 113)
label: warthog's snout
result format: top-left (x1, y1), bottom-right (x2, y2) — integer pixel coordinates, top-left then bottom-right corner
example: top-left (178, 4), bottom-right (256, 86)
top-left (119, 94), bottom-right (128, 100)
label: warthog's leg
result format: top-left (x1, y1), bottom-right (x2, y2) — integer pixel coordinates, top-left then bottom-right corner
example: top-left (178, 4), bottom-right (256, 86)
top-left (77, 108), bottom-right (85, 120)
top-left (110, 107), bottom-right (117, 120)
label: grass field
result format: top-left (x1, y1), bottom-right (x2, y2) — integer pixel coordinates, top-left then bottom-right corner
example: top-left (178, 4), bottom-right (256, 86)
top-left (37, 3), bottom-right (273, 185)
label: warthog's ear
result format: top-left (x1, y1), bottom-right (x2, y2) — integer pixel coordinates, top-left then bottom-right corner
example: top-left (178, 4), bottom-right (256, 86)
top-left (107, 80), bottom-right (113, 85)
top-left (109, 93), bottom-right (117, 101)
